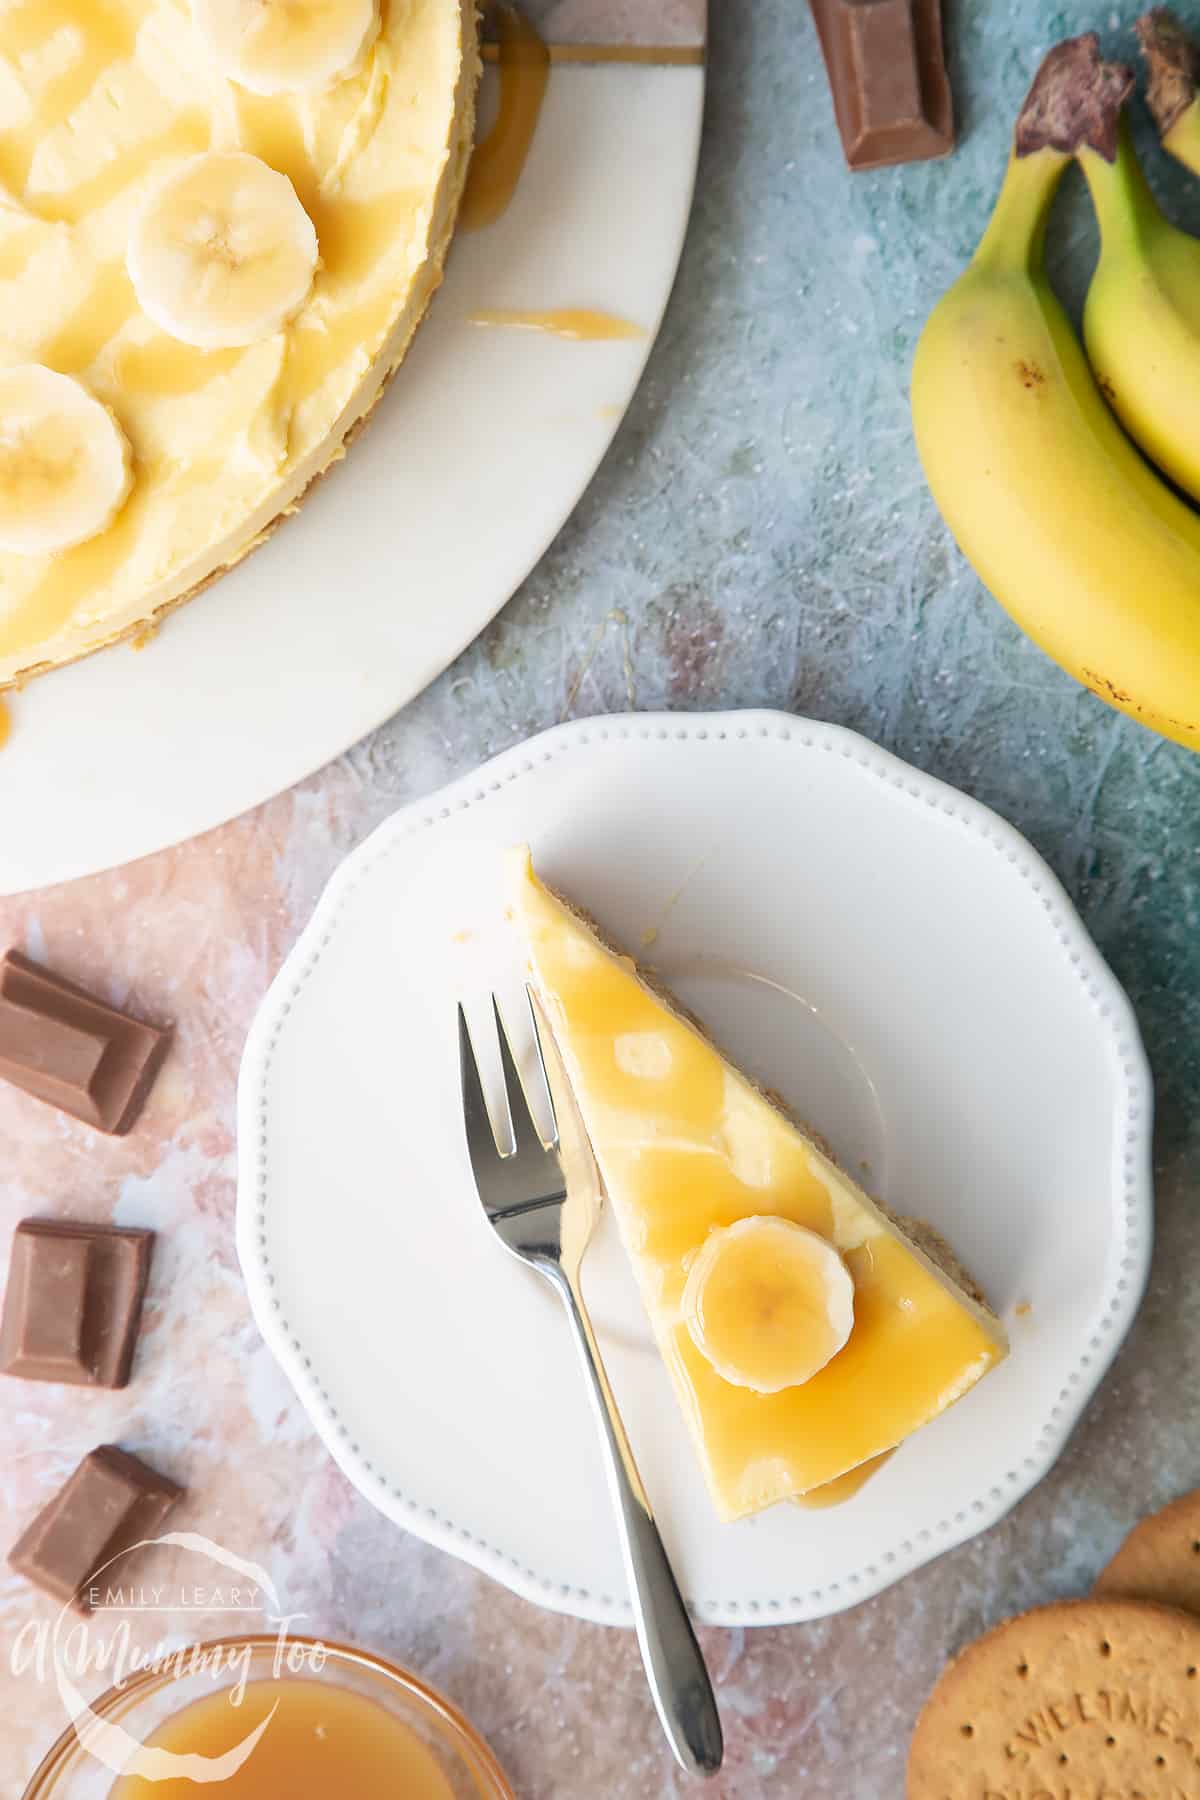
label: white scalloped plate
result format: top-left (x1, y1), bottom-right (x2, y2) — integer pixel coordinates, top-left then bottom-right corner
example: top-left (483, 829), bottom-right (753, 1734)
top-left (236, 710), bottom-right (1152, 1626)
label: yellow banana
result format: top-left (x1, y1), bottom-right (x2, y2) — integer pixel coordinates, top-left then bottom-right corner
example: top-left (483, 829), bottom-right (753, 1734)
top-left (911, 36), bottom-right (1200, 751)
top-left (1080, 118), bottom-right (1200, 504)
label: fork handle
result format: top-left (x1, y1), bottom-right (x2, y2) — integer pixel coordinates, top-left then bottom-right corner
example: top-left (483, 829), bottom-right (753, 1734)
top-left (543, 1262), bottom-right (723, 1777)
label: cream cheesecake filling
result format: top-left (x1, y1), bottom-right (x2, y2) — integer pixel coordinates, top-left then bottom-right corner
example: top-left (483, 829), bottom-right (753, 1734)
top-left (0, 0), bottom-right (479, 687)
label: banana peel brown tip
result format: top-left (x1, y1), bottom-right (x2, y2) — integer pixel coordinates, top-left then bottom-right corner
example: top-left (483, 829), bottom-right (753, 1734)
top-left (1015, 33), bottom-right (1134, 163)
top-left (1137, 7), bottom-right (1200, 136)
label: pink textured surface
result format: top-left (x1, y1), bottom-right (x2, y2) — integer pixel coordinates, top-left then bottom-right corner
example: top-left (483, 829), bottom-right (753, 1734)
top-left (0, 764), bottom-right (1176, 1798)
top-left (526, 0), bottom-right (706, 48)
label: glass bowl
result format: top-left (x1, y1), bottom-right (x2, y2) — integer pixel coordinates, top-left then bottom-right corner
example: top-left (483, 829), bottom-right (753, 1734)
top-left (22, 1635), bottom-right (514, 1799)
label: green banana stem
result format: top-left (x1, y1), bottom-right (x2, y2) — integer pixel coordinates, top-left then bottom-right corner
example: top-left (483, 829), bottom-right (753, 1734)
top-left (972, 148), bottom-right (1065, 276)
top-left (1078, 119), bottom-right (1168, 254)
top-left (971, 36), bottom-right (1135, 276)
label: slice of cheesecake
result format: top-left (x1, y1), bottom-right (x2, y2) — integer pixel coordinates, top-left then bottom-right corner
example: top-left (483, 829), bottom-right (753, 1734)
top-left (508, 848), bottom-right (1008, 1523)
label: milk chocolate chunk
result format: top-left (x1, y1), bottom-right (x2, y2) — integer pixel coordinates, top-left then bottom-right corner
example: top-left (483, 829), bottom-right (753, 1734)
top-left (0, 1219), bottom-right (154, 1388)
top-left (808, 0), bottom-right (955, 171)
top-left (0, 951), bottom-right (169, 1134)
top-left (9, 1446), bottom-right (182, 1613)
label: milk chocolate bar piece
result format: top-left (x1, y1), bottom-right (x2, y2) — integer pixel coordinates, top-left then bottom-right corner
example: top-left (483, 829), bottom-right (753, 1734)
top-left (0, 951), bottom-right (169, 1134)
top-left (9, 1445), bottom-right (182, 1613)
top-left (808, 0), bottom-right (955, 171)
top-left (0, 1219), bottom-right (154, 1388)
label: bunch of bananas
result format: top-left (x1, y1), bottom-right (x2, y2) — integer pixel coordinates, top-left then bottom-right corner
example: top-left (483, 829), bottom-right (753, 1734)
top-left (911, 15), bottom-right (1200, 751)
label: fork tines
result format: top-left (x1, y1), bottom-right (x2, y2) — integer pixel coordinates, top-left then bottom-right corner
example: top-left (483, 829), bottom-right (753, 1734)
top-left (458, 994), bottom-right (560, 1212)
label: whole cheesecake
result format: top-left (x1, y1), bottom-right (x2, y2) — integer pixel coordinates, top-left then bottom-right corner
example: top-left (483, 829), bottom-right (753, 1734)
top-left (0, 0), bottom-right (479, 688)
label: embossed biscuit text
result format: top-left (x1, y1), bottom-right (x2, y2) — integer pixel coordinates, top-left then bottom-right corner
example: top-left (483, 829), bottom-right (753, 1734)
top-left (1001, 1688), bottom-right (1199, 1765)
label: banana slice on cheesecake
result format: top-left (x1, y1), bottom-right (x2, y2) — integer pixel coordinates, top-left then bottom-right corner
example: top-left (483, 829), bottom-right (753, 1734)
top-left (0, 369), bottom-right (132, 557)
top-left (128, 153), bottom-right (319, 350)
top-left (192, 0), bottom-right (381, 96)
top-left (683, 1217), bottom-right (856, 1394)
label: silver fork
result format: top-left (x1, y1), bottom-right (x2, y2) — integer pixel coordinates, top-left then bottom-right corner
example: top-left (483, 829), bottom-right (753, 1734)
top-left (458, 992), bottom-right (723, 1779)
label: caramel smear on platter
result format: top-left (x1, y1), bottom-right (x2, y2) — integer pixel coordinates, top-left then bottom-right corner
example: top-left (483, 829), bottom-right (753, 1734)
top-left (462, 3), bottom-right (549, 230)
top-left (468, 308), bottom-right (645, 340)
top-left (793, 1451), bottom-right (894, 1509)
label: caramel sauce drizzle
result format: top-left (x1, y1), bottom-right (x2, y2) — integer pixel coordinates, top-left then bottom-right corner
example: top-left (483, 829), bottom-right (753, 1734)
top-left (468, 307), bottom-right (645, 341)
top-left (461, 3), bottom-right (549, 231)
top-left (792, 1450), bottom-right (894, 1510)
top-left (0, 0), bottom-right (135, 198)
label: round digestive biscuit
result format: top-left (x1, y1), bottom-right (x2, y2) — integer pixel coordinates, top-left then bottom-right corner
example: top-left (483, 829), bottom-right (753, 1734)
top-left (1094, 1489), bottom-right (1200, 1616)
top-left (907, 1598), bottom-right (1200, 1797)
